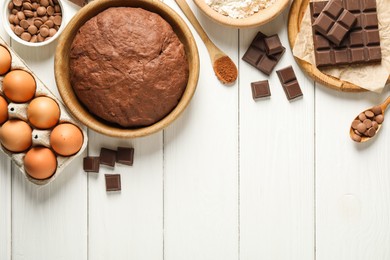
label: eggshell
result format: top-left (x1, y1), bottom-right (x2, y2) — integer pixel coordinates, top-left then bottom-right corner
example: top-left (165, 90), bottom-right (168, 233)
top-left (0, 46), bottom-right (11, 75)
top-left (27, 96), bottom-right (60, 129)
top-left (0, 96), bottom-right (8, 124)
top-left (50, 123), bottom-right (83, 156)
top-left (3, 70), bottom-right (36, 103)
top-left (0, 119), bottom-right (32, 152)
top-left (24, 147), bottom-right (57, 180)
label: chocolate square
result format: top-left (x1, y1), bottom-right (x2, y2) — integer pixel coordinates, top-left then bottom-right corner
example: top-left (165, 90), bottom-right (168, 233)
top-left (105, 174), bottom-right (121, 192)
top-left (251, 80), bottom-right (271, 100)
top-left (276, 66), bottom-right (303, 101)
top-left (116, 147), bottom-right (134, 166)
top-left (100, 148), bottom-right (117, 167)
top-left (264, 34), bottom-right (284, 55)
top-left (83, 157), bottom-right (100, 173)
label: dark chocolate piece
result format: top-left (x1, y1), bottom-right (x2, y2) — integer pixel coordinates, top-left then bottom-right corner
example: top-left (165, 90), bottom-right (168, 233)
top-left (83, 156), bottom-right (100, 173)
top-left (310, 0), bottom-right (381, 68)
top-left (276, 66), bottom-right (303, 100)
top-left (105, 174), bottom-right (121, 192)
top-left (116, 147), bottom-right (134, 166)
top-left (99, 148), bottom-right (117, 167)
top-left (242, 32), bottom-right (285, 75)
top-left (264, 35), bottom-right (284, 55)
top-left (251, 80), bottom-right (271, 100)
top-left (312, 0), bottom-right (356, 45)
top-left (67, 0), bottom-right (88, 7)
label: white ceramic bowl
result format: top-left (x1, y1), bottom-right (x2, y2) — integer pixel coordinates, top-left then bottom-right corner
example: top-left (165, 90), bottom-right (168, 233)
top-left (2, 0), bottom-right (66, 47)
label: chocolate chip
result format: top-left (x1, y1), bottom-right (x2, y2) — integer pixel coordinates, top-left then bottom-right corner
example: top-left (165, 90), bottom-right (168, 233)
top-left (53, 15), bottom-right (61, 25)
top-left (21, 32), bottom-right (31, 41)
top-left (375, 114), bottom-right (384, 124)
top-left (357, 123), bottom-right (367, 134)
top-left (351, 133), bottom-right (362, 142)
top-left (363, 119), bottom-right (372, 128)
top-left (351, 119), bottom-right (360, 130)
top-left (364, 110), bottom-right (374, 119)
top-left (37, 6), bottom-right (46, 16)
top-left (358, 112), bottom-right (366, 121)
top-left (27, 24), bottom-right (37, 34)
top-left (372, 106), bottom-right (382, 115)
top-left (14, 25), bottom-right (24, 36)
top-left (366, 127), bottom-right (376, 137)
top-left (20, 19), bottom-right (29, 29)
top-left (13, 0), bottom-right (23, 7)
top-left (39, 26), bottom-right (49, 37)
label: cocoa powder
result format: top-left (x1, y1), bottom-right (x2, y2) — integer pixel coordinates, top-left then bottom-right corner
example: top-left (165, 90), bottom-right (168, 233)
top-left (213, 56), bottom-right (237, 84)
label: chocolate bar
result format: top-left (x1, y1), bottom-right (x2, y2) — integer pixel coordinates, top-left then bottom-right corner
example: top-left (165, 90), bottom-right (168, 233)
top-left (276, 66), bottom-right (303, 101)
top-left (105, 174), bottom-right (121, 192)
top-left (312, 0), bottom-right (356, 45)
top-left (116, 147), bottom-right (134, 166)
top-left (242, 32), bottom-right (285, 75)
top-left (83, 157), bottom-right (100, 173)
top-left (310, 0), bottom-right (381, 68)
top-left (99, 148), bottom-right (117, 167)
top-left (251, 80), bottom-right (271, 100)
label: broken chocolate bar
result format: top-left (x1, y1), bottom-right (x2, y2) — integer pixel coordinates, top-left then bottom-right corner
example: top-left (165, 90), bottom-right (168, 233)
top-left (310, 0), bottom-right (381, 68)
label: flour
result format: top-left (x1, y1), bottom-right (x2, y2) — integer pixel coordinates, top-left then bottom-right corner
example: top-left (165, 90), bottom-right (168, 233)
top-left (205, 0), bottom-right (276, 19)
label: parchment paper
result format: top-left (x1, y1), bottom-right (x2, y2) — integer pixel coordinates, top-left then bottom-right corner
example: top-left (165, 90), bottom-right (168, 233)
top-left (292, 0), bottom-right (390, 93)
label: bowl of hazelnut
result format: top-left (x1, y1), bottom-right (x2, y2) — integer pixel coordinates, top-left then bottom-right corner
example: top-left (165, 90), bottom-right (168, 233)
top-left (2, 0), bottom-right (65, 46)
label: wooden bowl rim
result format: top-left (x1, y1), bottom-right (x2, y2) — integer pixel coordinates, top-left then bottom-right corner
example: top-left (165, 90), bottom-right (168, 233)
top-left (55, 0), bottom-right (199, 138)
top-left (193, 0), bottom-right (290, 28)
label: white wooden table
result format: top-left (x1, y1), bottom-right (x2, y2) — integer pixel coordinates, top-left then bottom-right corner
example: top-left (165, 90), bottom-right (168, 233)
top-left (1, 0), bottom-right (390, 259)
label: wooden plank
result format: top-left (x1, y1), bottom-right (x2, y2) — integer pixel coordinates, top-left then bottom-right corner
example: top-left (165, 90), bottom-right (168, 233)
top-left (316, 86), bottom-right (390, 260)
top-left (239, 11), bottom-right (315, 260)
top-left (87, 132), bottom-right (163, 260)
top-left (164, 1), bottom-right (239, 259)
top-left (10, 2), bottom-right (88, 260)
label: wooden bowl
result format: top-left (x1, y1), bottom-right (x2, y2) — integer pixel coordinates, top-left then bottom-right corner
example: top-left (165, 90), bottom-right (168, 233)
top-left (55, 0), bottom-right (199, 138)
top-left (193, 0), bottom-right (290, 28)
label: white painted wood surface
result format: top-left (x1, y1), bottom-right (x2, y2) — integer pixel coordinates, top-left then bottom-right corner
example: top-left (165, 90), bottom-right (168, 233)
top-left (1, 0), bottom-right (390, 259)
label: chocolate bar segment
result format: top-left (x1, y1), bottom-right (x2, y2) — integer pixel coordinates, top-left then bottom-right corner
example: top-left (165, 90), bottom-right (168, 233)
top-left (116, 147), bottom-right (134, 166)
top-left (310, 0), bottom-right (381, 68)
top-left (251, 80), bottom-right (271, 100)
top-left (264, 35), bottom-right (284, 55)
top-left (276, 66), bottom-right (303, 101)
top-left (105, 174), bottom-right (121, 192)
top-left (100, 148), bottom-right (117, 167)
top-left (242, 32), bottom-right (285, 75)
top-left (83, 156), bottom-right (100, 173)
top-left (312, 0), bottom-right (356, 45)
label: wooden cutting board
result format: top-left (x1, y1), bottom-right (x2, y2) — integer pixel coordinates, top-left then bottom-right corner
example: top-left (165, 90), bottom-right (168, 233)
top-left (287, 0), bottom-right (390, 92)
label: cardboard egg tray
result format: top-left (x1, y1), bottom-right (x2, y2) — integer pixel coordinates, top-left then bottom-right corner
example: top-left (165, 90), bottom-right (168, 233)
top-left (0, 36), bottom-right (88, 186)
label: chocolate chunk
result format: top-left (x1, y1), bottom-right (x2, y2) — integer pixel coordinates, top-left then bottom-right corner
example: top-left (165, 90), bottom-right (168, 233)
top-left (310, 0), bottom-right (381, 68)
top-left (251, 80), bottom-right (271, 100)
top-left (242, 32), bottom-right (285, 75)
top-left (116, 147), bottom-right (134, 166)
top-left (99, 148), bottom-right (116, 167)
top-left (276, 66), bottom-right (303, 101)
top-left (105, 174), bottom-right (121, 192)
top-left (312, 0), bottom-right (356, 45)
top-left (264, 34), bottom-right (284, 55)
top-left (83, 156), bottom-right (100, 173)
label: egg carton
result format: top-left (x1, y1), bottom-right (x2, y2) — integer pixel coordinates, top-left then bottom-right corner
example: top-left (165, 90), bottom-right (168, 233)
top-left (0, 36), bottom-right (88, 186)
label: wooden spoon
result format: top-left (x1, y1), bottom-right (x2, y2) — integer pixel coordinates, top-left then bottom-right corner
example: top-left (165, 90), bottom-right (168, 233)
top-left (350, 96), bottom-right (390, 143)
top-left (175, 0), bottom-right (237, 84)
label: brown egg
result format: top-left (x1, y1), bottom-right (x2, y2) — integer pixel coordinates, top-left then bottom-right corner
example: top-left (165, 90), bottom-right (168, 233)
top-left (0, 96), bottom-right (8, 125)
top-left (3, 70), bottom-right (36, 103)
top-left (24, 147), bottom-right (57, 180)
top-left (0, 46), bottom-right (11, 75)
top-left (50, 123), bottom-right (83, 156)
top-left (0, 119), bottom-right (32, 152)
top-left (27, 96), bottom-right (60, 129)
